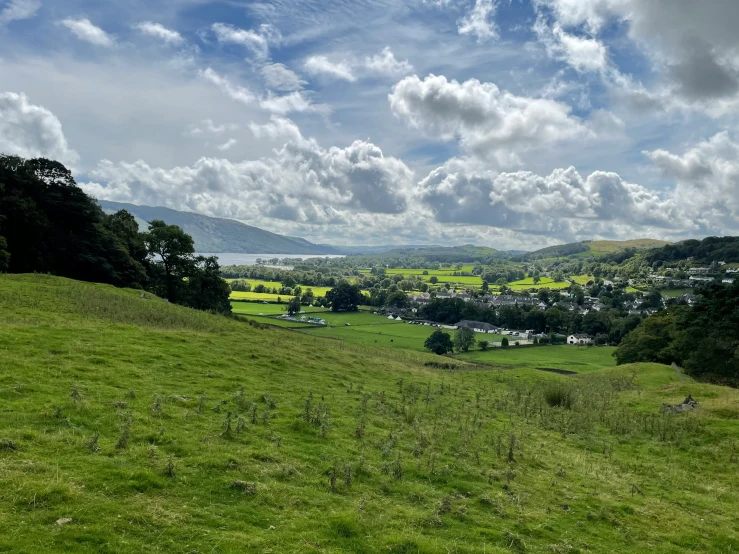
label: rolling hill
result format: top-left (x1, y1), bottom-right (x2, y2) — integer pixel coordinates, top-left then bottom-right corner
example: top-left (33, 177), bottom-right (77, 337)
top-left (1, 274), bottom-right (738, 552)
top-left (99, 201), bottom-right (340, 255)
top-left (519, 239), bottom-right (670, 260)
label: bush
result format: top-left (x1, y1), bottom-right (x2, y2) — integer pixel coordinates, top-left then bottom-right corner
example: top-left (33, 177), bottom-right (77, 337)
top-left (501, 337), bottom-right (509, 348)
top-left (543, 383), bottom-right (574, 409)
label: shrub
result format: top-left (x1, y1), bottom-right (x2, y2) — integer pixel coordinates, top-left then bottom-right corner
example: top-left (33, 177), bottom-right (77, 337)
top-left (543, 383), bottom-right (574, 409)
top-left (501, 337), bottom-right (509, 348)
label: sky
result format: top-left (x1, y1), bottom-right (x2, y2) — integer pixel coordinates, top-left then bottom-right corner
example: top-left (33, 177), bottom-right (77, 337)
top-left (0, 0), bottom-right (738, 250)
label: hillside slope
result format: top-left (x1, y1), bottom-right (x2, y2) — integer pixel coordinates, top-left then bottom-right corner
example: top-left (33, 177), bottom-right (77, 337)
top-left (521, 239), bottom-right (670, 260)
top-left (99, 201), bottom-right (339, 255)
top-left (1, 275), bottom-right (738, 553)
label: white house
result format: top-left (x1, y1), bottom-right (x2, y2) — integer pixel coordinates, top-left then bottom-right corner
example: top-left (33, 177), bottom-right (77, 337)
top-left (567, 334), bottom-right (593, 345)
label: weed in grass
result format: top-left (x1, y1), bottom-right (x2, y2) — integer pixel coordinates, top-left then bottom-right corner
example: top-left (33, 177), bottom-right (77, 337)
top-left (197, 394), bottom-right (206, 414)
top-left (222, 412), bottom-right (233, 438)
top-left (151, 395), bottom-right (163, 416)
top-left (261, 393), bottom-right (277, 409)
top-left (127, 389), bottom-right (136, 399)
top-left (116, 413), bottom-right (132, 450)
top-left (0, 438), bottom-right (18, 451)
top-left (249, 404), bottom-right (257, 425)
top-left (262, 406), bottom-right (272, 425)
top-left (393, 455), bottom-right (403, 480)
top-left (236, 415), bottom-right (246, 434)
top-left (508, 433), bottom-right (517, 463)
top-left (84, 431), bottom-right (100, 453)
top-left (320, 407), bottom-right (331, 438)
top-left (70, 386), bottom-right (82, 404)
top-left (328, 461), bottom-right (338, 491)
top-left (165, 456), bottom-right (176, 478)
top-left (230, 480), bottom-right (257, 495)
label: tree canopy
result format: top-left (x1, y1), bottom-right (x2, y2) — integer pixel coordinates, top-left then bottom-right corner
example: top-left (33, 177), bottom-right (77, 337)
top-left (424, 329), bottom-right (454, 355)
top-left (325, 282), bottom-right (364, 312)
top-left (0, 155), bottom-right (230, 315)
top-left (615, 282), bottom-right (739, 384)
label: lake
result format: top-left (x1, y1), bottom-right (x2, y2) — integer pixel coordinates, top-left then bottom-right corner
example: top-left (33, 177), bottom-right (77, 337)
top-left (197, 253), bottom-right (346, 267)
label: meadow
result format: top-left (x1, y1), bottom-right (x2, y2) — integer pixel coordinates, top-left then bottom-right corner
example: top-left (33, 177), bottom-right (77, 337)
top-left (230, 302), bottom-right (328, 316)
top-left (457, 345), bottom-right (618, 374)
top-left (1, 274), bottom-right (738, 553)
top-left (503, 277), bottom-right (569, 291)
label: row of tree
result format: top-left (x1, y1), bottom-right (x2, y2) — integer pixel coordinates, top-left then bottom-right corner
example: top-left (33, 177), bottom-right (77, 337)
top-left (0, 155), bottom-right (230, 314)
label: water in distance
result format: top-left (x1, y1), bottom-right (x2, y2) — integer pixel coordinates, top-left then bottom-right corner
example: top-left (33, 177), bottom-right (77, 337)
top-left (197, 253), bottom-right (345, 267)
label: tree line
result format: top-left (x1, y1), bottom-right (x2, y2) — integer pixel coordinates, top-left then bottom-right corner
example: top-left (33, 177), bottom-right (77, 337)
top-left (615, 282), bottom-right (739, 384)
top-left (0, 155), bottom-right (230, 314)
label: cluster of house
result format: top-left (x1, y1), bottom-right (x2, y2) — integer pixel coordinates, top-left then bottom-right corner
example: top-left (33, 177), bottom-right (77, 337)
top-left (410, 291), bottom-right (548, 310)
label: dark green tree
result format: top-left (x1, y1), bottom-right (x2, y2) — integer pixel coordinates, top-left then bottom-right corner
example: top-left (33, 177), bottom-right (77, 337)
top-left (0, 235), bottom-right (9, 272)
top-left (144, 220), bottom-right (195, 302)
top-left (424, 329), bottom-right (454, 355)
top-left (454, 326), bottom-right (476, 352)
top-left (501, 337), bottom-right (509, 348)
top-left (325, 282), bottom-right (364, 312)
top-left (182, 256), bottom-right (232, 314)
top-left (0, 155), bottom-right (146, 287)
top-left (287, 296), bottom-right (302, 315)
top-left (614, 312), bottom-right (679, 365)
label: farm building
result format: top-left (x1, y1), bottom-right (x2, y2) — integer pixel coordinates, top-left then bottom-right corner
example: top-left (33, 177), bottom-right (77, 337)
top-left (454, 320), bottom-right (501, 334)
top-left (567, 334), bottom-right (593, 345)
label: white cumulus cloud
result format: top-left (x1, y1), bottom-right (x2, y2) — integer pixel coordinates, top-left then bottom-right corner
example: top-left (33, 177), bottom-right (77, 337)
top-left (199, 67), bottom-right (255, 105)
top-left (0, 0), bottom-right (40, 26)
top-left (303, 55), bottom-right (357, 82)
top-left (80, 116), bottom-right (413, 225)
top-left (211, 22), bottom-right (281, 60)
top-left (59, 18), bottom-right (114, 48)
top-left (458, 0), bottom-right (498, 42)
top-left (364, 47), bottom-right (413, 76)
top-left (260, 63), bottom-right (306, 91)
top-left (135, 22), bottom-right (184, 45)
top-left (389, 74), bottom-right (589, 165)
top-left (0, 91), bottom-right (79, 167)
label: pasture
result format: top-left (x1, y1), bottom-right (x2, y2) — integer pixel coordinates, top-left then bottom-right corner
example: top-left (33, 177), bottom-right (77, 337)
top-left (1, 275), bottom-right (739, 553)
top-left (504, 277), bottom-right (570, 291)
top-left (236, 315), bottom-right (319, 328)
top-left (230, 302), bottom-right (328, 316)
top-left (301, 314), bottom-right (506, 352)
top-left (457, 345), bottom-right (618, 373)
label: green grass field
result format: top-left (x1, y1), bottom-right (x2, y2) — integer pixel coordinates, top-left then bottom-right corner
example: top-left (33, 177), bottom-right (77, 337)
top-left (1, 274), bottom-right (739, 553)
top-left (504, 277), bottom-right (570, 291)
top-left (570, 274), bottom-right (596, 285)
top-left (457, 345), bottom-right (618, 373)
top-left (586, 239), bottom-right (669, 256)
top-left (228, 282), bottom-right (334, 301)
top-left (235, 314), bottom-right (319, 328)
top-left (230, 302), bottom-right (328, 316)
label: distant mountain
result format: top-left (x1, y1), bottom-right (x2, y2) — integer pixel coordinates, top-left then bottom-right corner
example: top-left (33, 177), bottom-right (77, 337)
top-left (348, 244), bottom-right (501, 263)
top-left (329, 244), bottom-right (441, 255)
top-left (518, 239), bottom-right (671, 261)
top-left (99, 201), bottom-right (339, 255)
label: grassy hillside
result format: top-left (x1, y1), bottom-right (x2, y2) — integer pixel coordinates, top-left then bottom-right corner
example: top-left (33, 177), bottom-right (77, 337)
top-left (98, 201), bottom-right (338, 255)
top-left (1, 275), bottom-right (738, 553)
top-left (522, 239), bottom-right (670, 260)
top-left (585, 239), bottom-right (671, 256)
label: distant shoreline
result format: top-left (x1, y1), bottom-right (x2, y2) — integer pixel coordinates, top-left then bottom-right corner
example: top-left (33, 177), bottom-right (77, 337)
top-left (197, 253), bottom-right (346, 266)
